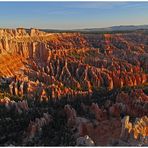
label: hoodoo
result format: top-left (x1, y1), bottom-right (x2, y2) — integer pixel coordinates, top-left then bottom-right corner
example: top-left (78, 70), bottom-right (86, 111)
top-left (0, 29), bottom-right (147, 101)
top-left (0, 28), bottom-right (148, 146)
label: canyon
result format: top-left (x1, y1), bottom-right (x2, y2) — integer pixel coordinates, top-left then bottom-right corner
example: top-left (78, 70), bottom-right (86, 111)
top-left (0, 28), bottom-right (147, 146)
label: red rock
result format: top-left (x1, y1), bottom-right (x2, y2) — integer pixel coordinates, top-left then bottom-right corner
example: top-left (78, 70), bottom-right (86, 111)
top-left (0, 29), bottom-right (147, 100)
top-left (115, 89), bottom-right (148, 117)
top-left (90, 103), bottom-right (107, 121)
top-left (109, 104), bottom-right (121, 117)
top-left (64, 104), bottom-right (77, 126)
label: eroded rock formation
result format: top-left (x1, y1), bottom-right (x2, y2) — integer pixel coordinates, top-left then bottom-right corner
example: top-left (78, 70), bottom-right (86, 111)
top-left (23, 113), bottom-right (52, 143)
top-left (117, 116), bottom-right (148, 146)
top-left (0, 28), bottom-right (148, 146)
top-left (0, 29), bottom-right (147, 101)
top-left (114, 89), bottom-right (148, 117)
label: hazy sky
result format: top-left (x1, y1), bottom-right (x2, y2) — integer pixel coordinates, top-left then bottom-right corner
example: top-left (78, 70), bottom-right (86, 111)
top-left (0, 2), bottom-right (148, 29)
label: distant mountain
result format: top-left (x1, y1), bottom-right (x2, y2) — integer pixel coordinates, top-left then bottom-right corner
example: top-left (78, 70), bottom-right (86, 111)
top-left (41, 25), bottom-right (148, 33)
top-left (73, 25), bottom-right (148, 32)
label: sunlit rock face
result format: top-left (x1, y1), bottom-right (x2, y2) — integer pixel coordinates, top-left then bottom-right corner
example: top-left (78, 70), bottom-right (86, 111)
top-left (116, 116), bottom-right (148, 146)
top-left (63, 88), bottom-right (148, 146)
top-left (0, 97), bottom-right (11, 105)
top-left (0, 28), bottom-right (147, 146)
top-left (64, 102), bottom-right (122, 146)
top-left (0, 29), bottom-right (147, 101)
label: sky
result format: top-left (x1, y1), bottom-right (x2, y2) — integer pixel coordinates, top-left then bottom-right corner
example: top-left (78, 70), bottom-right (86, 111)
top-left (0, 2), bottom-right (148, 29)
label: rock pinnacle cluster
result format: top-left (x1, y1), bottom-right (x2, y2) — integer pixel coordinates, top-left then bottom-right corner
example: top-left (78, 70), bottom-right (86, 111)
top-left (0, 28), bottom-right (147, 146)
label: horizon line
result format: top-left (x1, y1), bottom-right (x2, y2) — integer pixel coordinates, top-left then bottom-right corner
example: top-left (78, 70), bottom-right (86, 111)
top-left (0, 24), bottom-right (148, 30)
